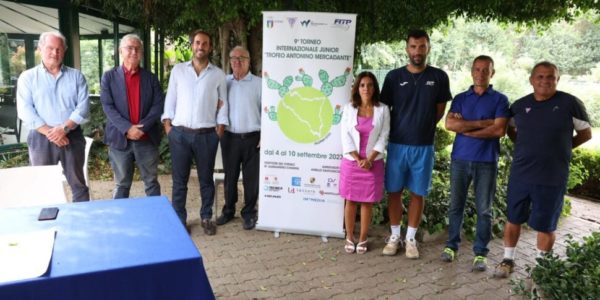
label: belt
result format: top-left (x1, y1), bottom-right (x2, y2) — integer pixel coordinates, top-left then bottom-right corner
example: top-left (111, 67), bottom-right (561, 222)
top-left (175, 126), bottom-right (215, 134)
top-left (226, 131), bottom-right (260, 139)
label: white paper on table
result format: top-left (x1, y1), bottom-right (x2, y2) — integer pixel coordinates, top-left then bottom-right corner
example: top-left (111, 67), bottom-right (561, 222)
top-left (0, 229), bottom-right (57, 283)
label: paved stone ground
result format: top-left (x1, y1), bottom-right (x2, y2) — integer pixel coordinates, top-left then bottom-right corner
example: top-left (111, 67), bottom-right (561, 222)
top-left (87, 175), bottom-right (600, 299)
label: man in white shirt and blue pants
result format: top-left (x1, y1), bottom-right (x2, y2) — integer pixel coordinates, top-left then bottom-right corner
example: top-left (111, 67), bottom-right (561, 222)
top-left (162, 30), bottom-right (228, 235)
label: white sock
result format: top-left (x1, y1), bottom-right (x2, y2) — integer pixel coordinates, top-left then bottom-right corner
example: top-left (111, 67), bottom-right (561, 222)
top-left (406, 226), bottom-right (417, 241)
top-left (504, 247), bottom-right (516, 260)
top-left (391, 225), bottom-right (401, 237)
top-left (536, 249), bottom-right (548, 259)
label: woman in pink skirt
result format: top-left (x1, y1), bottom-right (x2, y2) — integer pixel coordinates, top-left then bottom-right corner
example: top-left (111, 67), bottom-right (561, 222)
top-left (340, 71), bottom-right (390, 254)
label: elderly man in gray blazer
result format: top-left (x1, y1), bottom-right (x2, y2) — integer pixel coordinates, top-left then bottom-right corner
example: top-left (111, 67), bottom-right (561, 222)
top-left (100, 33), bottom-right (164, 199)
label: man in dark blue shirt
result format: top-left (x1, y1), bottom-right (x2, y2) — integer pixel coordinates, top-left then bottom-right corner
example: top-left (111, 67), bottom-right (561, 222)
top-left (494, 61), bottom-right (592, 278)
top-left (380, 30), bottom-right (452, 258)
top-left (441, 55), bottom-right (509, 271)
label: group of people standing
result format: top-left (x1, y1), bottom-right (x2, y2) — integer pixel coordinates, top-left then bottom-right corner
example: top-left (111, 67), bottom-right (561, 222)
top-left (338, 29), bottom-right (592, 278)
top-left (16, 28), bottom-right (592, 278)
top-left (17, 30), bottom-right (262, 236)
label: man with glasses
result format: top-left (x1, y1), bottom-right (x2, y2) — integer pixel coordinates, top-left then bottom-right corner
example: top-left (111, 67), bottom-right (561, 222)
top-left (162, 29), bottom-right (228, 235)
top-left (216, 46), bottom-right (262, 230)
top-left (100, 33), bottom-right (164, 199)
top-left (17, 31), bottom-right (90, 201)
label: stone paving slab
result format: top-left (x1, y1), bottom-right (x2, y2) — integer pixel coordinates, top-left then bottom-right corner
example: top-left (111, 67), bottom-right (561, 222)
top-left (88, 175), bottom-right (600, 299)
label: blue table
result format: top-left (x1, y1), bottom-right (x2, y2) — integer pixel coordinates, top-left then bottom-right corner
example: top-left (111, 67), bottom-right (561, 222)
top-left (0, 196), bottom-right (214, 300)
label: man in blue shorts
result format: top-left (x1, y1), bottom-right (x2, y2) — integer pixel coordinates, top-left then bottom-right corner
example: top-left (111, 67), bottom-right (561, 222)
top-left (441, 55), bottom-right (509, 271)
top-left (494, 61), bottom-right (592, 278)
top-left (380, 29), bottom-right (452, 258)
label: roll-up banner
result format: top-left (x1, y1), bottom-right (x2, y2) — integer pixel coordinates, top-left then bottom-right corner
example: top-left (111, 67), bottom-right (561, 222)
top-left (257, 11), bottom-right (357, 238)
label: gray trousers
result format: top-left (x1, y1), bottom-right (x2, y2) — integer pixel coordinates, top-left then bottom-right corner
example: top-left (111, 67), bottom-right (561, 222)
top-left (27, 128), bottom-right (90, 201)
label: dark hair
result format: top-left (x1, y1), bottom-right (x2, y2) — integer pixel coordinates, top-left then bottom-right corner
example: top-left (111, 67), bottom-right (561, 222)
top-left (473, 55), bottom-right (494, 68)
top-left (351, 71), bottom-right (381, 108)
top-left (531, 61), bottom-right (559, 77)
top-left (406, 29), bottom-right (430, 43)
top-left (189, 29), bottom-right (212, 46)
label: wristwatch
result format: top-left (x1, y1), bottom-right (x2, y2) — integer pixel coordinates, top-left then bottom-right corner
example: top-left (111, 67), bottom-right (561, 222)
top-left (63, 125), bottom-right (71, 134)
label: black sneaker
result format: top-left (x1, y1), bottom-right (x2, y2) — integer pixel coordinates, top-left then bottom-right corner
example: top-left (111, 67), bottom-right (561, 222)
top-left (243, 217), bottom-right (256, 230)
top-left (201, 219), bottom-right (217, 235)
top-left (216, 214), bottom-right (234, 225)
top-left (493, 259), bottom-right (515, 278)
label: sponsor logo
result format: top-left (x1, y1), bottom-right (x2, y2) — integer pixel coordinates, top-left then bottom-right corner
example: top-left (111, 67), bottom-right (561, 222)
top-left (264, 185), bottom-right (283, 192)
top-left (526, 107), bottom-right (531, 113)
top-left (266, 19), bottom-right (274, 28)
top-left (309, 177), bottom-right (316, 184)
top-left (326, 178), bottom-right (338, 188)
top-left (334, 19), bottom-right (352, 25)
top-left (426, 81), bottom-right (435, 86)
top-left (287, 17), bottom-right (297, 27)
top-left (300, 19), bottom-right (311, 27)
top-left (264, 175), bottom-right (279, 185)
top-left (553, 106), bottom-right (560, 111)
top-left (292, 176), bottom-right (301, 186)
top-left (400, 81), bottom-right (408, 86)
top-left (331, 18), bottom-right (352, 30)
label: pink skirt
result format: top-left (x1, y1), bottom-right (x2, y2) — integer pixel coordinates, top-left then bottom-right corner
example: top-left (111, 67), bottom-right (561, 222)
top-left (339, 158), bottom-right (385, 203)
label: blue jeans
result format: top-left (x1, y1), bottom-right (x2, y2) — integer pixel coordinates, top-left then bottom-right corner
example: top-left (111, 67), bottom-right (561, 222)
top-left (108, 139), bottom-right (161, 199)
top-left (168, 127), bottom-right (218, 224)
top-left (446, 159), bottom-right (497, 256)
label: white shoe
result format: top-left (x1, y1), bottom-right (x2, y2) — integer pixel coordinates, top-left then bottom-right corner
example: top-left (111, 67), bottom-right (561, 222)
top-left (382, 235), bottom-right (402, 256)
top-left (405, 238), bottom-right (419, 259)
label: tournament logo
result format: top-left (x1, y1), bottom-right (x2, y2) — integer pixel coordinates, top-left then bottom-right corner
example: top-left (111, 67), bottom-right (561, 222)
top-left (331, 19), bottom-right (352, 31)
top-left (287, 17), bottom-right (297, 28)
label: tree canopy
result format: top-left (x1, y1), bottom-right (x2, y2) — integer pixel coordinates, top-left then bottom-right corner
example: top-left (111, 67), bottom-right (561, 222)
top-left (90, 0), bottom-right (600, 71)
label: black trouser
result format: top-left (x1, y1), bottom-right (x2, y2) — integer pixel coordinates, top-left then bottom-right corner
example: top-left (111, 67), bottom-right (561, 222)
top-left (220, 131), bottom-right (260, 220)
top-left (27, 128), bottom-right (89, 201)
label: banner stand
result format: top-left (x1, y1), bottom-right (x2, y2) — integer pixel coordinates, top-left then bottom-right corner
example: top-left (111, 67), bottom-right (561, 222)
top-left (257, 11), bottom-right (357, 239)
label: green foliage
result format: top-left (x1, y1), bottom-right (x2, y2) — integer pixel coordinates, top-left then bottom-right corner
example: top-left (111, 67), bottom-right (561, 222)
top-left (0, 143), bottom-right (29, 168)
top-left (569, 148), bottom-right (600, 200)
top-left (512, 232), bottom-right (600, 299)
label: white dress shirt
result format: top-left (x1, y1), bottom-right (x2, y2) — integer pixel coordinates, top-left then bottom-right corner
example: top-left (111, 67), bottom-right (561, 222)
top-left (162, 61), bottom-right (228, 127)
top-left (226, 72), bottom-right (262, 133)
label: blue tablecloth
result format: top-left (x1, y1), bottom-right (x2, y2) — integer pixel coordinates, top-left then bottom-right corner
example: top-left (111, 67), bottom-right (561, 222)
top-left (0, 196), bottom-right (214, 300)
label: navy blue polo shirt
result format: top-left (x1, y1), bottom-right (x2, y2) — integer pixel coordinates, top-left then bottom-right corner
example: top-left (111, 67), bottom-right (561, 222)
top-left (509, 91), bottom-right (590, 186)
top-left (381, 65), bottom-right (452, 145)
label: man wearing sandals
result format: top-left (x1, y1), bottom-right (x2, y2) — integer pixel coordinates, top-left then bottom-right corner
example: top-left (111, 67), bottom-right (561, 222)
top-left (494, 61), bottom-right (591, 278)
top-left (380, 30), bottom-right (452, 258)
top-left (441, 55), bottom-right (509, 271)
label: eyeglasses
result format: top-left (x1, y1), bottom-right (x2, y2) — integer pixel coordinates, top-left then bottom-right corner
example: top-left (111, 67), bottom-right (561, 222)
top-left (122, 46), bottom-right (141, 53)
top-left (229, 56), bottom-right (249, 62)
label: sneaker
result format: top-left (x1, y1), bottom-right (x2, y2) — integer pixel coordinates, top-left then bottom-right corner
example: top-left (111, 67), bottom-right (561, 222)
top-left (201, 219), bottom-right (217, 235)
top-left (493, 259), bottom-right (515, 278)
top-left (472, 256), bottom-right (487, 272)
top-left (405, 238), bottom-right (419, 259)
top-left (382, 235), bottom-right (402, 256)
top-left (440, 247), bottom-right (456, 262)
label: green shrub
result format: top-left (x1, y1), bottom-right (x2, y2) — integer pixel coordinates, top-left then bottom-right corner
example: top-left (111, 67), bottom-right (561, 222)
top-left (512, 232), bottom-right (600, 299)
top-left (569, 148), bottom-right (600, 200)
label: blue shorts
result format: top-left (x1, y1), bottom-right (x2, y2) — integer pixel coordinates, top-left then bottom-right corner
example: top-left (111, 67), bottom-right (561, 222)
top-left (385, 143), bottom-right (434, 196)
top-left (506, 179), bottom-right (565, 232)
